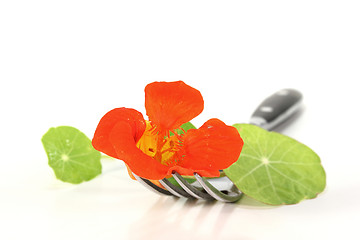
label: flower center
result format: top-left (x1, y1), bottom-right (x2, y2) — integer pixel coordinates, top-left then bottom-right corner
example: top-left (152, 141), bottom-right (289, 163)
top-left (136, 121), bottom-right (180, 165)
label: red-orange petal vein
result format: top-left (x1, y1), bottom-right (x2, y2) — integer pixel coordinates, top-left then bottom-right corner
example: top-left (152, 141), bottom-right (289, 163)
top-left (109, 121), bottom-right (169, 180)
top-left (92, 108), bottom-right (146, 159)
top-left (92, 107), bottom-right (169, 180)
top-left (145, 81), bottom-right (204, 133)
top-left (180, 118), bottom-right (244, 173)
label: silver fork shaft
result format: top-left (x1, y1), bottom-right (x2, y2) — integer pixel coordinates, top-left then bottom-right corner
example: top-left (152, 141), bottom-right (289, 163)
top-left (159, 178), bottom-right (194, 198)
top-left (133, 174), bottom-right (172, 196)
top-left (172, 172), bottom-right (214, 200)
top-left (194, 173), bottom-right (242, 202)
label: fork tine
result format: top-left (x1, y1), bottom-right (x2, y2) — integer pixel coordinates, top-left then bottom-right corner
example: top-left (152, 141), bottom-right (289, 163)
top-left (172, 172), bottom-right (214, 200)
top-left (194, 173), bottom-right (243, 203)
top-left (133, 174), bottom-right (172, 196)
top-left (159, 178), bottom-right (194, 198)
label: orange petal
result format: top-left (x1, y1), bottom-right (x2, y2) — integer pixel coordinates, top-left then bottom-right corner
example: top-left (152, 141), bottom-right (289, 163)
top-left (125, 164), bottom-right (136, 180)
top-left (109, 121), bottom-right (170, 180)
top-left (145, 81), bottom-right (204, 133)
top-left (92, 108), bottom-right (146, 159)
top-left (180, 118), bottom-right (244, 172)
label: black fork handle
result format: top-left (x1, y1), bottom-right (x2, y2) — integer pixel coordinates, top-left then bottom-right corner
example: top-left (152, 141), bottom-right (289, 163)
top-left (249, 89), bottom-right (302, 131)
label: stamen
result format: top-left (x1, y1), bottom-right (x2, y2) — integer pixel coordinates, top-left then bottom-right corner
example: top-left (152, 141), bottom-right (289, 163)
top-left (160, 148), bottom-right (172, 154)
top-left (149, 125), bottom-right (158, 134)
top-left (137, 122), bottom-right (185, 166)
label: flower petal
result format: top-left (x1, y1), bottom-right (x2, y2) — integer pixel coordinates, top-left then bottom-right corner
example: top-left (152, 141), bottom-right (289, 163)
top-left (180, 118), bottom-right (244, 174)
top-left (145, 81), bottom-right (204, 132)
top-left (109, 121), bottom-right (169, 180)
top-left (92, 108), bottom-right (146, 159)
top-left (168, 165), bottom-right (221, 178)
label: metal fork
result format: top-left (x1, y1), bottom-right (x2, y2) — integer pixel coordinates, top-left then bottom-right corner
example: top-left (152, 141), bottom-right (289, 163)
top-left (134, 89), bottom-right (303, 202)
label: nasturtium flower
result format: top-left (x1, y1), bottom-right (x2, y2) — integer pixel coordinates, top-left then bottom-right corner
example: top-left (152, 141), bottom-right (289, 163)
top-left (92, 81), bottom-right (243, 180)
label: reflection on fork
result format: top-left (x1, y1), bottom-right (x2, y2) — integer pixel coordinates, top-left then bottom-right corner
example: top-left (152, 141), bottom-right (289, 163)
top-left (133, 171), bottom-right (243, 203)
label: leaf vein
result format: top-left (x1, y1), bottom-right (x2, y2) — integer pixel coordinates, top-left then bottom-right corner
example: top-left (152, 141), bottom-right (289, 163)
top-left (268, 164), bottom-right (314, 194)
top-left (236, 163), bottom-right (264, 183)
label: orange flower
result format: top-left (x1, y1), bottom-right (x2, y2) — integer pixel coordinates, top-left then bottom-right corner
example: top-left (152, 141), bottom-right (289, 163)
top-left (92, 81), bottom-right (243, 180)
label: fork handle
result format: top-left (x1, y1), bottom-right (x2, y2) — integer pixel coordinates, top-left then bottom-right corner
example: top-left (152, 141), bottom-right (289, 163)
top-left (249, 89), bottom-right (302, 130)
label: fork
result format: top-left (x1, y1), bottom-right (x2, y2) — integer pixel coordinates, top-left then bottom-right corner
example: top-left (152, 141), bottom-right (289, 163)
top-left (133, 89), bottom-right (303, 202)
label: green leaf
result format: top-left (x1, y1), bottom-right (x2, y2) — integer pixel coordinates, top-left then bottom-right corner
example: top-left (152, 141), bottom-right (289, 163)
top-left (167, 176), bottom-right (197, 187)
top-left (42, 126), bottom-right (102, 184)
top-left (224, 124), bottom-right (326, 205)
top-left (170, 122), bottom-right (196, 136)
top-left (180, 122), bottom-right (196, 132)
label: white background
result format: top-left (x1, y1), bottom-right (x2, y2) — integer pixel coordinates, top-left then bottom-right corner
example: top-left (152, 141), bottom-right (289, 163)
top-left (1, 1), bottom-right (360, 239)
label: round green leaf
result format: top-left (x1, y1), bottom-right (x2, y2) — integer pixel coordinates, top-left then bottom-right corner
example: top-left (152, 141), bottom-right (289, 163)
top-left (224, 124), bottom-right (326, 205)
top-left (42, 126), bottom-right (102, 184)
